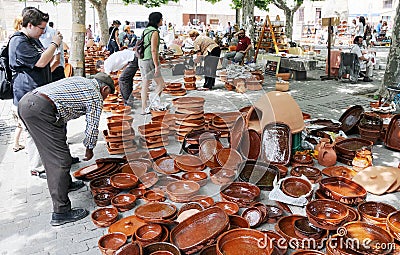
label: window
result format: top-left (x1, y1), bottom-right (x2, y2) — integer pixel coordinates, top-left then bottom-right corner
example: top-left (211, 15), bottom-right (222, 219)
top-left (298, 8), bottom-right (304, 22)
top-left (315, 8), bottom-right (321, 20)
top-left (383, 0), bottom-right (392, 8)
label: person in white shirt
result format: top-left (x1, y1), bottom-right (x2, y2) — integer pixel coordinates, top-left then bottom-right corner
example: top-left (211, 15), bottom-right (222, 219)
top-left (350, 36), bottom-right (373, 82)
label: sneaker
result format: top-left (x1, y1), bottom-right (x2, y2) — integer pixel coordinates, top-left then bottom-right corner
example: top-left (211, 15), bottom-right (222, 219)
top-left (50, 208), bottom-right (89, 226)
top-left (68, 181), bottom-right (85, 192)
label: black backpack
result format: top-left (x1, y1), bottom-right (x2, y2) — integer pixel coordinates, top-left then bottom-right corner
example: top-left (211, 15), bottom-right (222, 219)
top-left (0, 33), bottom-right (20, 100)
top-left (135, 29), bottom-right (156, 59)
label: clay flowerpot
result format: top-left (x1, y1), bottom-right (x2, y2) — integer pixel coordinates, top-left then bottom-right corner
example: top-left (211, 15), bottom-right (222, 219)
top-left (317, 141), bottom-right (337, 167)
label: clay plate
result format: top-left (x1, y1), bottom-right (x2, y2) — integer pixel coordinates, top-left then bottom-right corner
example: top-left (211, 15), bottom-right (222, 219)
top-left (170, 207), bottom-right (229, 254)
top-left (73, 163), bottom-right (101, 179)
top-left (281, 177), bottom-right (312, 198)
top-left (339, 105), bottom-right (364, 134)
top-left (210, 167), bottom-right (236, 186)
top-left (135, 202), bottom-right (177, 221)
top-left (260, 122), bottom-right (292, 165)
top-left (110, 173), bottom-right (139, 190)
top-left (343, 221), bottom-right (394, 254)
top-left (294, 218), bottom-right (324, 239)
top-left (384, 114), bottom-right (400, 151)
top-left (387, 211), bottom-right (400, 241)
top-left (239, 129), bottom-right (261, 160)
top-left (153, 156), bottom-right (180, 175)
top-left (322, 166), bottom-right (357, 179)
top-left (319, 177), bottom-right (367, 205)
top-left (216, 228), bottom-right (273, 255)
top-left (166, 180), bottom-right (200, 200)
top-left (238, 160), bottom-right (280, 191)
top-left (220, 182), bottom-right (261, 207)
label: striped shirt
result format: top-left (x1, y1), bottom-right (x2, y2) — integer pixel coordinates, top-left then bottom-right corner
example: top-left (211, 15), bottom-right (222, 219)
top-left (34, 77), bottom-right (103, 149)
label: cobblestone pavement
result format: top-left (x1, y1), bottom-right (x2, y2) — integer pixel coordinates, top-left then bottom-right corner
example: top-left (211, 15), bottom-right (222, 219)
top-left (0, 67), bottom-right (399, 254)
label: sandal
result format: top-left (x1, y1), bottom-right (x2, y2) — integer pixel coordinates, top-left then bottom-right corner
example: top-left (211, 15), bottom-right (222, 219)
top-left (13, 145), bottom-right (25, 152)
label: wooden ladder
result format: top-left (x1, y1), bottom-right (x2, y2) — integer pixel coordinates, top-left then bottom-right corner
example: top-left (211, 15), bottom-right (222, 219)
top-left (254, 15), bottom-right (280, 62)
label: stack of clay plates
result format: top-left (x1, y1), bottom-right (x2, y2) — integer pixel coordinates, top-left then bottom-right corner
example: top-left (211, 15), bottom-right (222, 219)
top-left (209, 112), bottom-right (241, 138)
top-left (184, 69), bottom-right (196, 91)
top-left (84, 55), bottom-right (97, 75)
top-left (103, 94), bottom-right (120, 112)
top-left (104, 117), bottom-right (137, 155)
top-left (138, 122), bottom-right (170, 149)
top-left (164, 82), bottom-right (186, 96)
top-left (172, 97), bottom-right (206, 143)
top-left (151, 113), bottom-right (176, 135)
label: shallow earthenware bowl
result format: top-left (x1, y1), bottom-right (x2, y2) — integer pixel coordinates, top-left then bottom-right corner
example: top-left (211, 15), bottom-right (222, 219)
top-left (293, 217), bottom-right (324, 239)
top-left (387, 211), bottom-right (400, 241)
top-left (306, 199), bottom-right (349, 230)
top-left (129, 188), bottom-right (147, 199)
top-left (241, 207), bottom-right (264, 228)
top-left (209, 167), bottom-right (236, 186)
top-left (98, 232), bottom-right (127, 255)
top-left (357, 201), bottom-right (397, 225)
top-left (90, 176), bottom-right (119, 195)
top-left (181, 171), bottom-right (208, 187)
top-left (291, 154), bottom-right (314, 167)
top-left (114, 241), bottom-right (142, 255)
top-left (272, 164), bottom-right (288, 177)
top-left (189, 195), bottom-right (215, 208)
top-left (143, 242), bottom-right (181, 255)
top-left (110, 173), bottom-right (139, 190)
top-left (91, 207), bottom-right (119, 228)
top-left (290, 165), bottom-right (322, 183)
top-left (135, 223), bottom-right (163, 244)
top-left (228, 215), bottom-right (249, 230)
top-left (93, 191), bottom-right (116, 207)
top-left (142, 190), bottom-right (166, 203)
top-left (199, 244), bottom-right (216, 255)
top-left (166, 181), bottom-right (200, 201)
top-left (214, 201), bottom-right (240, 216)
top-left (111, 193), bottom-right (137, 212)
top-left (220, 182), bottom-right (261, 208)
top-left (120, 162), bottom-right (148, 177)
top-left (281, 177), bottom-right (312, 198)
top-left (216, 228), bottom-right (273, 255)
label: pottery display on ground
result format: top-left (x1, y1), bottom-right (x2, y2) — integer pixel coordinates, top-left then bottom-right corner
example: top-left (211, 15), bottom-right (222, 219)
top-left (138, 123), bottom-right (170, 149)
top-left (334, 138), bottom-right (373, 165)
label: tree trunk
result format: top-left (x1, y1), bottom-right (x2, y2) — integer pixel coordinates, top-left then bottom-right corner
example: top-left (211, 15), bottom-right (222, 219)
top-left (285, 11), bottom-right (294, 41)
top-left (90, 0), bottom-right (109, 46)
top-left (242, 0), bottom-right (255, 60)
top-left (378, 1), bottom-right (400, 96)
top-left (70, 0), bottom-right (86, 76)
top-left (235, 8), bottom-right (241, 27)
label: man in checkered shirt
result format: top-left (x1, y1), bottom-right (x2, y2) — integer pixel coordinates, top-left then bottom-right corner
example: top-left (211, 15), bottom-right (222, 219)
top-left (18, 72), bottom-right (115, 226)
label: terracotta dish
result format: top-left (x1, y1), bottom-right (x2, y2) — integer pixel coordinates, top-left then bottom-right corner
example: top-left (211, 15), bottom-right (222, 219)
top-left (352, 166), bottom-right (400, 195)
top-left (229, 116), bottom-right (246, 151)
top-left (189, 195), bottom-right (215, 208)
top-left (343, 221), bottom-right (393, 254)
top-left (291, 154), bottom-right (314, 167)
top-left (181, 171), bottom-right (208, 187)
top-left (228, 215), bottom-right (250, 229)
top-left (139, 172), bottom-right (159, 189)
top-left (216, 228), bottom-right (273, 255)
top-left (241, 207), bottom-right (263, 228)
top-left (153, 156), bottom-right (180, 175)
top-left (120, 161), bottom-right (147, 177)
top-left (111, 194), bottom-right (137, 212)
top-left (90, 176), bottom-right (119, 195)
top-left (114, 242), bottom-right (142, 255)
top-left (148, 148), bottom-right (168, 160)
top-left (260, 122), bottom-right (292, 165)
top-left (321, 166), bottom-right (356, 179)
top-left (290, 166), bottom-right (322, 183)
top-left (319, 177), bottom-right (367, 205)
top-left (209, 167), bottom-right (236, 186)
top-left (357, 201), bottom-right (397, 225)
top-left (199, 245), bottom-right (216, 255)
top-left (135, 223), bottom-right (163, 245)
top-left (238, 160), bottom-right (280, 191)
top-left (338, 105), bottom-right (364, 134)
top-left (220, 182), bottom-right (261, 207)
top-left (294, 218), bottom-right (323, 239)
top-left (98, 232), bottom-right (127, 255)
top-left (239, 129), bottom-right (261, 160)
top-left (260, 230), bottom-right (288, 255)
top-left (142, 242), bottom-right (181, 255)
top-left (281, 177), bottom-right (312, 198)
top-left (170, 207), bottom-right (229, 254)
top-left (142, 190), bottom-right (166, 203)
top-left (129, 188), bottom-right (147, 199)
top-left (93, 191), bottom-right (115, 207)
top-left (110, 173), bottom-right (139, 190)
top-left (91, 207), bottom-right (119, 228)
top-left (216, 148), bottom-right (243, 169)
top-left (199, 139), bottom-right (224, 168)
top-left (174, 155), bottom-right (205, 172)
top-left (135, 202), bottom-right (177, 221)
top-left (335, 138), bottom-right (373, 157)
top-left (384, 114), bottom-right (400, 151)
top-left (214, 201), bottom-right (239, 215)
top-left (306, 199), bottom-right (349, 230)
top-left (166, 181), bottom-right (200, 202)
top-left (387, 211), bottom-right (400, 241)
top-left (156, 175), bottom-right (181, 191)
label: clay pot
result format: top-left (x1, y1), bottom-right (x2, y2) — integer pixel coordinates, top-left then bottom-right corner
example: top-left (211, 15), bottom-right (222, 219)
top-left (98, 232), bottom-right (127, 255)
top-left (314, 138), bottom-right (330, 155)
top-left (306, 199), bottom-right (349, 230)
top-left (352, 148), bottom-right (373, 172)
top-left (111, 194), bottom-right (137, 212)
top-left (317, 142), bottom-right (337, 167)
top-left (281, 177), bottom-right (312, 198)
top-left (91, 207), bottom-right (119, 228)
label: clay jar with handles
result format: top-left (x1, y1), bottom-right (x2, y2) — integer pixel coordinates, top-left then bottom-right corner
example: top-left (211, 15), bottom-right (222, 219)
top-left (318, 141), bottom-right (337, 167)
top-left (315, 138), bottom-right (330, 158)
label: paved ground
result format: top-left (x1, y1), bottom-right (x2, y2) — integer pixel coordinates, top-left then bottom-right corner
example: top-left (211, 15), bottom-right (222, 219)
top-left (0, 64), bottom-right (399, 254)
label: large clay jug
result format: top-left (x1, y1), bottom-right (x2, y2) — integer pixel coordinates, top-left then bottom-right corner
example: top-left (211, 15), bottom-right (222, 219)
top-left (315, 138), bottom-right (330, 155)
top-left (318, 142), bottom-right (337, 167)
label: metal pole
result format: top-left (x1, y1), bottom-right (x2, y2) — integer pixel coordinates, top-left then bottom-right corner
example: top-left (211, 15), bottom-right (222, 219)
top-left (93, 7), bottom-right (96, 34)
top-left (195, 0), bottom-right (197, 25)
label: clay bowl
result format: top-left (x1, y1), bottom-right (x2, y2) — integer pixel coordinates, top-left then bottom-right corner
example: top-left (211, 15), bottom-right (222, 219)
top-left (237, 160), bottom-right (280, 191)
top-left (387, 211), bottom-right (400, 241)
top-left (199, 244), bottom-right (216, 255)
top-left (139, 172), bottom-right (159, 189)
top-left (228, 215), bottom-right (250, 230)
top-left (306, 199), bottom-right (349, 230)
top-left (241, 207), bottom-right (264, 228)
top-left (293, 217), bottom-right (324, 239)
top-left (120, 162), bottom-right (148, 177)
top-left (343, 221), bottom-right (394, 254)
top-left (91, 207), bottom-right (119, 228)
top-left (345, 205), bottom-right (361, 223)
top-left (290, 166), bottom-right (322, 184)
top-left (216, 148), bottom-right (243, 169)
top-left (148, 148), bottom-right (167, 160)
top-left (177, 202), bottom-right (204, 217)
top-left (214, 201), bottom-right (240, 215)
top-left (272, 164), bottom-right (288, 177)
top-left (281, 177), bottom-right (312, 198)
top-left (209, 167), bottom-right (236, 186)
top-left (153, 156), bottom-right (180, 175)
top-left (107, 115), bottom-right (134, 125)
top-left (319, 177), bottom-right (367, 206)
top-left (259, 230), bottom-right (288, 255)
top-left (265, 205), bottom-right (284, 224)
top-left (357, 201), bottom-right (397, 225)
top-left (220, 182), bottom-right (261, 208)
top-left (110, 173), bottom-right (139, 190)
top-left (93, 191), bottom-right (115, 207)
top-left (143, 190), bottom-right (166, 203)
top-left (135, 223), bottom-right (163, 245)
top-left (166, 181), bottom-right (200, 202)
top-left (98, 232), bottom-right (127, 255)
top-left (189, 195), bottom-right (215, 209)
top-left (216, 228), bottom-right (273, 255)
top-left (129, 188), bottom-right (147, 199)
top-left (115, 242), bottom-right (142, 255)
top-left (90, 176), bottom-right (119, 195)
top-left (174, 155), bottom-right (205, 172)
top-left (111, 105), bottom-right (132, 115)
top-left (291, 154), bottom-right (314, 167)
top-left (111, 194), bottom-right (137, 212)
top-left (143, 242), bottom-right (181, 255)
top-left (181, 171), bottom-right (208, 187)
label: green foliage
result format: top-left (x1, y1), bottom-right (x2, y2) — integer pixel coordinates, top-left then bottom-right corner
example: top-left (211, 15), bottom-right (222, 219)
top-left (121, 0), bottom-right (179, 7)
